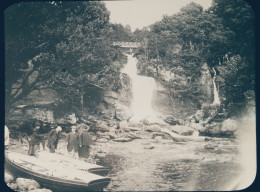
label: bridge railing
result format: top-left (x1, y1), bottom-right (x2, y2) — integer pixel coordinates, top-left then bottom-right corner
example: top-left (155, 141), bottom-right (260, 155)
top-left (112, 41), bottom-right (142, 48)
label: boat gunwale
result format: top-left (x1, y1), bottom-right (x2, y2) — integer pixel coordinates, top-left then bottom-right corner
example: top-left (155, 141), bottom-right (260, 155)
top-left (5, 153), bottom-right (111, 188)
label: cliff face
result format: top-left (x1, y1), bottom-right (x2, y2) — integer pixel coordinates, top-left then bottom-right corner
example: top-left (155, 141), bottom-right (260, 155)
top-left (150, 62), bottom-right (214, 119)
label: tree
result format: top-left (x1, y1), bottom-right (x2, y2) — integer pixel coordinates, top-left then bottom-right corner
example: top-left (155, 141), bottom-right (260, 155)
top-left (210, 0), bottom-right (255, 114)
top-left (5, 1), bottom-right (123, 116)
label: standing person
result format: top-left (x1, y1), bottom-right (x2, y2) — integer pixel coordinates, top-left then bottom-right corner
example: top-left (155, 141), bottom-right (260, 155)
top-left (28, 122), bottom-right (43, 157)
top-left (77, 125), bottom-right (93, 159)
top-left (66, 125), bottom-right (79, 158)
top-left (5, 125), bottom-right (10, 149)
top-left (47, 126), bottom-right (62, 153)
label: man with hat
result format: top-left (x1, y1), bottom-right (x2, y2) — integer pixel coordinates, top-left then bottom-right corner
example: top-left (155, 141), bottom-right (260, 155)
top-left (66, 125), bottom-right (79, 158)
top-left (76, 124), bottom-right (93, 159)
top-left (47, 125), bottom-right (62, 153)
top-left (28, 122), bottom-right (44, 157)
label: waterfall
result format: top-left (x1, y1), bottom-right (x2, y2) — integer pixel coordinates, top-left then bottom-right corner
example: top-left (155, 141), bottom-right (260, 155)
top-left (122, 54), bottom-right (158, 123)
top-left (212, 67), bottom-right (220, 105)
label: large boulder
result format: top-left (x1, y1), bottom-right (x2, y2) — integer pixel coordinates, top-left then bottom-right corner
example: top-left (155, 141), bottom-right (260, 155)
top-left (94, 121), bottom-right (111, 132)
top-left (4, 172), bottom-right (14, 184)
top-left (119, 121), bottom-right (129, 129)
top-left (113, 137), bottom-right (133, 142)
top-left (144, 124), bottom-right (161, 132)
top-left (16, 178), bottom-right (40, 191)
top-left (221, 118), bottom-right (238, 132)
top-left (114, 103), bottom-right (132, 121)
top-left (200, 120), bottom-right (236, 138)
top-left (56, 113), bottom-right (77, 125)
top-left (9, 183), bottom-right (18, 190)
top-left (164, 115), bottom-right (180, 125)
top-left (188, 123), bottom-right (204, 131)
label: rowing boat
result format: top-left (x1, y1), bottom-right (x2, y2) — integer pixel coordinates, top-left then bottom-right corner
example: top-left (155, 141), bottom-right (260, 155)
top-left (5, 151), bottom-right (111, 191)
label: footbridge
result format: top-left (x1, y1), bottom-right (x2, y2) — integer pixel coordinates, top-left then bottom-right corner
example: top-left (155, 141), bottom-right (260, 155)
top-left (112, 41), bottom-right (142, 48)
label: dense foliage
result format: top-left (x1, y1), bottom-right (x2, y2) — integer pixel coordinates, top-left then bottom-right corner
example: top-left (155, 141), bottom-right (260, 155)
top-left (5, 2), bottom-right (128, 114)
top-left (134, 0), bottom-right (255, 116)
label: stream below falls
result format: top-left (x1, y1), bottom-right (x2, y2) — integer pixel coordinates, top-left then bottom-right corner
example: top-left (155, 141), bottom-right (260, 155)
top-left (96, 131), bottom-right (242, 191)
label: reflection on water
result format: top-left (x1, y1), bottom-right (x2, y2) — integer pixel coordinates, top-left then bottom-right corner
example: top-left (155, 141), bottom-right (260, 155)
top-left (157, 161), bottom-right (241, 191)
top-left (98, 138), bottom-right (242, 191)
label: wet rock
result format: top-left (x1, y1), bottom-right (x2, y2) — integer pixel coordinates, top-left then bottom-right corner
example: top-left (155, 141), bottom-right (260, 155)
top-left (119, 120), bottom-right (128, 129)
top-left (215, 149), bottom-right (222, 154)
top-left (149, 124), bottom-right (162, 131)
top-left (188, 123), bottom-right (204, 131)
top-left (96, 153), bottom-right (106, 158)
top-left (113, 137), bottom-right (133, 142)
top-left (221, 118), bottom-right (238, 132)
top-left (97, 138), bottom-right (109, 143)
top-left (142, 118), bottom-right (150, 125)
top-left (126, 132), bottom-right (141, 139)
top-left (154, 136), bottom-right (163, 140)
top-left (200, 122), bottom-right (236, 138)
top-left (4, 172), bottom-right (14, 183)
top-left (152, 132), bottom-right (166, 138)
top-left (9, 183), bottom-right (18, 190)
top-left (102, 135), bottom-right (111, 140)
top-left (108, 132), bottom-right (117, 139)
top-left (57, 113), bottom-right (77, 125)
top-left (170, 125), bottom-right (194, 136)
top-left (96, 131), bottom-right (110, 139)
top-left (129, 127), bottom-right (142, 131)
top-left (164, 115), bottom-right (179, 125)
top-left (16, 178), bottom-right (40, 191)
top-left (123, 127), bottom-right (131, 132)
top-left (204, 137), bottom-right (214, 142)
top-left (29, 188), bottom-right (52, 192)
top-left (178, 119), bottom-right (185, 125)
top-left (128, 121), bottom-right (143, 128)
top-left (28, 184), bottom-right (38, 191)
top-left (94, 121), bottom-right (111, 132)
top-left (91, 135), bottom-right (97, 141)
top-left (204, 143), bottom-right (216, 150)
top-left (67, 113), bottom-right (77, 124)
top-left (144, 125), bottom-right (161, 132)
top-left (144, 146), bottom-right (155, 149)
top-left (115, 103), bottom-right (132, 121)
top-left (76, 123), bottom-right (90, 131)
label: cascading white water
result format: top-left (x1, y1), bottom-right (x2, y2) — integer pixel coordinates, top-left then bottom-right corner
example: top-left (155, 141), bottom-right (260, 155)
top-left (212, 67), bottom-right (220, 105)
top-left (122, 54), bottom-right (158, 123)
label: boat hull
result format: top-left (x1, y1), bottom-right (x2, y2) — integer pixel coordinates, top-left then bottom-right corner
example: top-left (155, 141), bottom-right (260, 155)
top-left (5, 154), bottom-right (110, 192)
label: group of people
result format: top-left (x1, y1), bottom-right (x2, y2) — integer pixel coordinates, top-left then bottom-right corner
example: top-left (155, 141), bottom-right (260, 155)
top-left (28, 122), bottom-right (93, 159)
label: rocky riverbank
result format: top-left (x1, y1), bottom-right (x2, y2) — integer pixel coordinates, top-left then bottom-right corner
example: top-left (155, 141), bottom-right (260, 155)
top-left (5, 111), bottom-right (251, 191)
top-left (5, 171), bottom-right (52, 192)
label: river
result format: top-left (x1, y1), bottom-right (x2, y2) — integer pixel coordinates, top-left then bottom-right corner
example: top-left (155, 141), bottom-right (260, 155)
top-left (95, 130), bottom-right (241, 191)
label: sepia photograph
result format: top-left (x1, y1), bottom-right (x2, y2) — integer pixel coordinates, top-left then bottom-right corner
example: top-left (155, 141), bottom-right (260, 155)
top-left (4, 0), bottom-right (256, 191)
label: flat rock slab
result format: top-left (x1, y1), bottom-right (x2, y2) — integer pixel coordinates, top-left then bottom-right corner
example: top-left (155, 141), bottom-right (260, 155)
top-left (129, 127), bottom-right (142, 131)
top-left (113, 137), bottom-right (133, 142)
